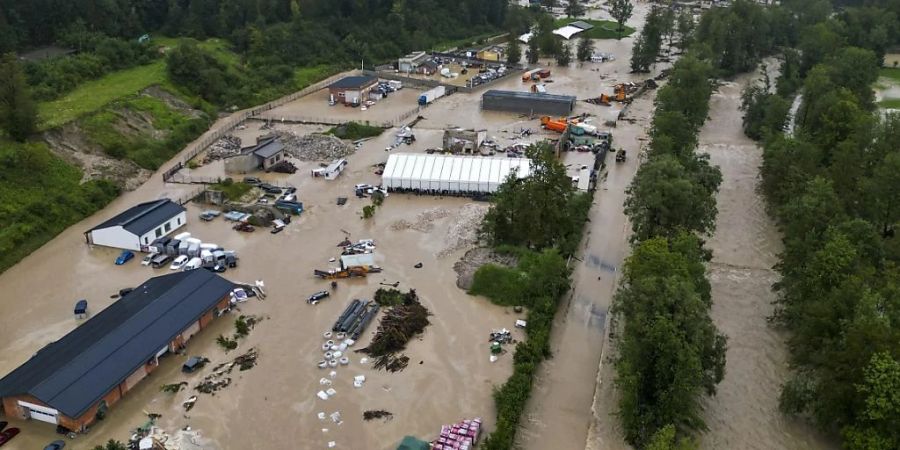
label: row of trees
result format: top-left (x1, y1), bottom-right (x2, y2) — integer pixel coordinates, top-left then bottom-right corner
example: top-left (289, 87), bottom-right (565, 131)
top-left (616, 51), bottom-right (725, 448)
top-left (739, 2), bottom-right (900, 448)
top-left (476, 143), bottom-right (592, 450)
top-left (630, 6), bottom-right (694, 73)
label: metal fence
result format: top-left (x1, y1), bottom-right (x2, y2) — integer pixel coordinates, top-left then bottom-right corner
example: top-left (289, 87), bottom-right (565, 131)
top-left (166, 174), bottom-right (294, 189)
top-left (254, 104), bottom-right (423, 129)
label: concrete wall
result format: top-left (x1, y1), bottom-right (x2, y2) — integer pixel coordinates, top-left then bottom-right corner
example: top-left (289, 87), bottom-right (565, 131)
top-left (89, 225), bottom-right (139, 251)
top-left (224, 154), bottom-right (260, 174)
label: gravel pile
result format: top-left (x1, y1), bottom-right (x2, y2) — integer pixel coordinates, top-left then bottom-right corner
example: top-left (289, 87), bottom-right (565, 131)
top-left (272, 130), bottom-right (355, 161)
top-left (390, 208), bottom-right (452, 233)
top-left (204, 135), bottom-right (242, 162)
top-left (438, 204), bottom-right (488, 258)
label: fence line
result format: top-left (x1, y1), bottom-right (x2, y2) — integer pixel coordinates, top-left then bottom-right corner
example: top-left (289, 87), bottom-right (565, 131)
top-left (166, 174), bottom-right (294, 189)
top-left (163, 69), bottom-right (364, 182)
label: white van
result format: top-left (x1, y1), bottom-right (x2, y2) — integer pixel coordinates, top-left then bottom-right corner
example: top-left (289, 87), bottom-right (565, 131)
top-left (182, 257), bottom-right (203, 272)
top-left (170, 255), bottom-right (189, 270)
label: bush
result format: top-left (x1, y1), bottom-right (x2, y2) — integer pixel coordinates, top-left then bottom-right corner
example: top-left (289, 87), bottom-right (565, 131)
top-left (327, 122), bottom-right (384, 140)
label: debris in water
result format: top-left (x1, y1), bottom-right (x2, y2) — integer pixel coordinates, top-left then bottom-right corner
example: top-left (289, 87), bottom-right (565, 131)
top-left (182, 395), bottom-right (197, 411)
top-left (363, 410), bottom-right (394, 421)
top-left (195, 348), bottom-right (258, 394)
top-left (160, 382), bottom-right (188, 393)
top-left (414, 262), bottom-right (423, 268)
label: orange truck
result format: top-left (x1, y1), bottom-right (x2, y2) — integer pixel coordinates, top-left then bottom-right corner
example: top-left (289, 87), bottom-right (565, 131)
top-left (540, 116), bottom-right (568, 133)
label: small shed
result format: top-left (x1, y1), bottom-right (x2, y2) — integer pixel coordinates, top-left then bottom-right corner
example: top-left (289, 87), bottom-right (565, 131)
top-left (416, 60), bottom-right (439, 75)
top-left (249, 138), bottom-right (286, 170)
top-left (477, 49), bottom-right (501, 61)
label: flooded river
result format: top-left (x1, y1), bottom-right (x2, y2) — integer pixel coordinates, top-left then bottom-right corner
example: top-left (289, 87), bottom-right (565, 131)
top-left (696, 70), bottom-right (835, 450)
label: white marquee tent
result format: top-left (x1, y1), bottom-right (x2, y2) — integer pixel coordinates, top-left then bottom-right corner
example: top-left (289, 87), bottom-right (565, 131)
top-left (381, 153), bottom-right (532, 194)
top-left (552, 25), bottom-right (586, 40)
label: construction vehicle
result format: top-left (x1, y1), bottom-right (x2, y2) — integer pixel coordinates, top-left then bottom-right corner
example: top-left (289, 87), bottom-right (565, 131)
top-left (616, 150), bottom-right (627, 163)
top-left (540, 116), bottom-right (568, 133)
top-left (313, 265), bottom-right (382, 279)
top-left (522, 68), bottom-right (544, 81)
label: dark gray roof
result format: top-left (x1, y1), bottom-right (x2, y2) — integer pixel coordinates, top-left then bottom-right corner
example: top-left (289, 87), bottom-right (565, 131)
top-left (482, 90), bottom-right (577, 103)
top-left (0, 270), bottom-right (234, 418)
top-left (569, 21), bottom-right (595, 30)
top-left (251, 138), bottom-right (284, 159)
top-left (328, 75), bottom-right (378, 90)
top-left (88, 199), bottom-right (185, 236)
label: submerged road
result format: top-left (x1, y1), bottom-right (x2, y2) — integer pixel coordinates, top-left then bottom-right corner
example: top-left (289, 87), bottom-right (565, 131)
top-left (517, 91), bottom-right (655, 450)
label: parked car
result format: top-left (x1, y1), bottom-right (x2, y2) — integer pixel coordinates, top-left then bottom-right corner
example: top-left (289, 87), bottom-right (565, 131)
top-left (225, 254), bottom-right (238, 268)
top-left (43, 440), bottom-right (66, 450)
top-left (205, 264), bottom-right (226, 273)
top-left (151, 254), bottom-right (172, 268)
top-left (141, 253), bottom-right (156, 266)
top-left (74, 299), bottom-right (88, 319)
top-left (616, 150), bottom-right (627, 163)
top-left (262, 186), bottom-right (282, 195)
top-left (115, 250), bottom-right (135, 265)
top-left (182, 257), bottom-right (202, 271)
top-left (182, 356), bottom-right (207, 373)
top-left (233, 223), bottom-right (255, 232)
top-left (118, 287), bottom-right (133, 297)
top-left (199, 210), bottom-right (220, 221)
top-left (307, 290), bottom-right (330, 304)
top-left (170, 255), bottom-right (189, 270)
top-left (243, 177), bottom-right (261, 185)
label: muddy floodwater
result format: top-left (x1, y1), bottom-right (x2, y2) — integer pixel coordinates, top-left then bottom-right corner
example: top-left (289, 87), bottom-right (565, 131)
top-left (697, 71), bottom-right (836, 450)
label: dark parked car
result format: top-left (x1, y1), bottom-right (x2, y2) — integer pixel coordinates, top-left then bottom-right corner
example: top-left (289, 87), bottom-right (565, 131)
top-left (243, 177), bottom-right (261, 185)
top-left (115, 250), bottom-right (134, 265)
top-left (182, 356), bottom-right (207, 373)
top-left (225, 254), bottom-right (237, 268)
top-left (307, 291), bottom-right (330, 304)
top-left (43, 440), bottom-right (66, 450)
top-left (151, 254), bottom-right (172, 268)
top-left (74, 299), bottom-right (88, 318)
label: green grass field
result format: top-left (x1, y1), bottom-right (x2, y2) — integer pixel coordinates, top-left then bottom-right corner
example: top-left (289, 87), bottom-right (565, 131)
top-left (880, 67), bottom-right (900, 82)
top-left (553, 18), bottom-right (635, 39)
top-left (879, 98), bottom-right (900, 109)
top-left (37, 61), bottom-right (167, 130)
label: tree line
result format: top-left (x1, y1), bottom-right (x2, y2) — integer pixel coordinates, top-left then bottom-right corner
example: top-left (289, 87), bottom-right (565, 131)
top-left (739, 0), bottom-right (900, 448)
top-left (616, 50), bottom-right (724, 449)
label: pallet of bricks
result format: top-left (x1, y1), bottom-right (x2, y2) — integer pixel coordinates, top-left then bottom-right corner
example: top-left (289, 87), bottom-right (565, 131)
top-left (432, 417), bottom-right (482, 450)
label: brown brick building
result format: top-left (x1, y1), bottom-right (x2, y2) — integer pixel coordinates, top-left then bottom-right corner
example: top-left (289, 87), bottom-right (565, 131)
top-left (0, 270), bottom-right (234, 432)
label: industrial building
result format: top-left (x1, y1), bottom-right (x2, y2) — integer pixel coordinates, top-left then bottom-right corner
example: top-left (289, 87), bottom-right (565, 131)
top-left (328, 75), bottom-right (379, 105)
top-left (85, 199), bottom-right (186, 251)
top-left (0, 270), bottom-right (234, 432)
top-left (398, 51), bottom-right (429, 73)
top-left (481, 90), bottom-right (576, 116)
top-left (381, 153), bottom-right (531, 194)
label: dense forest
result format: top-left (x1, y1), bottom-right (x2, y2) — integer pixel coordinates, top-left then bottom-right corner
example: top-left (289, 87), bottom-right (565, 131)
top-left (620, 0), bottom-right (900, 449)
top-left (739, 1), bottom-right (900, 449)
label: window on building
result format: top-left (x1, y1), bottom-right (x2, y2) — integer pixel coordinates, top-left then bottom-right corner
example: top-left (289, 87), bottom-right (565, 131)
top-left (177, 217), bottom-right (182, 225)
top-left (155, 228), bottom-right (162, 238)
top-left (144, 237), bottom-right (149, 244)
top-left (165, 222), bottom-right (171, 232)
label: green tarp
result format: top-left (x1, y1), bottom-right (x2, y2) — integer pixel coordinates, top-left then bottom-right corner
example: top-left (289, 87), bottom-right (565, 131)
top-left (397, 435), bottom-right (429, 450)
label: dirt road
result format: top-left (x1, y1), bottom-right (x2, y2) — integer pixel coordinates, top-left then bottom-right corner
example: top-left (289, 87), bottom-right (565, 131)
top-left (696, 69), bottom-right (836, 450)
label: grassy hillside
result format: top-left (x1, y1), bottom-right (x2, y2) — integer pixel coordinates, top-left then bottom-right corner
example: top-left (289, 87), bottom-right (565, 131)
top-left (0, 140), bottom-right (119, 273)
top-left (37, 62), bottom-right (167, 130)
top-left (80, 92), bottom-right (210, 170)
top-left (553, 18), bottom-right (635, 39)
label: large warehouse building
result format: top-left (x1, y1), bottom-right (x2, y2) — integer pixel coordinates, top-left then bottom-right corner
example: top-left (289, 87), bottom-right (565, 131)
top-left (381, 153), bottom-right (531, 194)
top-left (481, 90), bottom-right (576, 116)
top-left (0, 270), bottom-right (234, 432)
